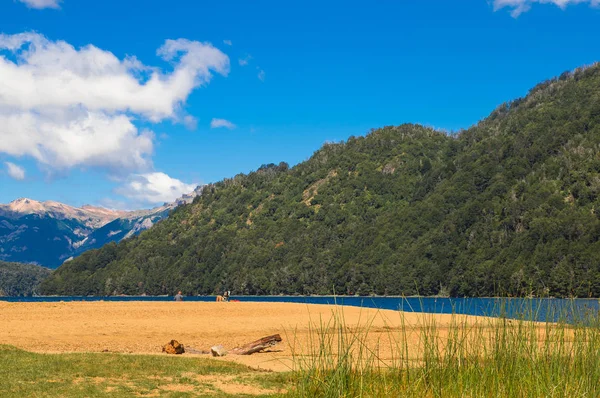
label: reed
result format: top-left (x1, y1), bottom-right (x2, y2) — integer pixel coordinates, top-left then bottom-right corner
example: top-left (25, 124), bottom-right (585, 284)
top-left (287, 299), bottom-right (600, 397)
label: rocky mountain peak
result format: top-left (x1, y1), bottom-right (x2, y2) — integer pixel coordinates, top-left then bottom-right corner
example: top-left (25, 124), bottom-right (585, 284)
top-left (0, 185), bottom-right (205, 268)
top-left (7, 198), bottom-right (45, 213)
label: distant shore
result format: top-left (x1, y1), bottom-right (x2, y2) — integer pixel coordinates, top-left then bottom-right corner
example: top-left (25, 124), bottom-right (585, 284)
top-left (4, 294), bottom-right (599, 299)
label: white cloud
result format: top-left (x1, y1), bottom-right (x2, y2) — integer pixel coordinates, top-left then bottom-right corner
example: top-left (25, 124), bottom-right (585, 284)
top-left (5, 162), bottom-right (26, 180)
top-left (0, 33), bottom-right (229, 121)
top-left (115, 172), bottom-right (196, 205)
top-left (210, 118), bottom-right (236, 129)
top-left (257, 69), bottom-right (266, 82)
top-left (0, 32), bottom-right (230, 172)
top-left (493, 0), bottom-right (600, 17)
top-left (18, 0), bottom-right (61, 9)
top-left (238, 55), bottom-right (252, 66)
top-left (183, 115), bottom-right (198, 131)
top-left (223, 40), bottom-right (232, 46)
top-left (0, 111), bottom-right (154, 171)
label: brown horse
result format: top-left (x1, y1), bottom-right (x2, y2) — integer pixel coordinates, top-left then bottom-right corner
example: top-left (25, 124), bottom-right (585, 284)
top-left (216, 295), bottom-right (225, 302)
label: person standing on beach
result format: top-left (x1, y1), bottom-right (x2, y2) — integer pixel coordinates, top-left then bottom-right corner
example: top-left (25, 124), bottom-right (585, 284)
top-left (174, 291), bottom-right (184, 301)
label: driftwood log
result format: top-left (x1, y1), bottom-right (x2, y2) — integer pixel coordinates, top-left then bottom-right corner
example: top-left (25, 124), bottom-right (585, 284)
top-left (230, 334), bottom-right (282, 355)
top-left (163, 334), bottom-right (282, 356)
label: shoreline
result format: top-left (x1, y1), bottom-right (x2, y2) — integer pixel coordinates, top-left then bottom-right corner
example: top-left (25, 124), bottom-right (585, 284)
top-left (3, 294), bottom-right (599, 299)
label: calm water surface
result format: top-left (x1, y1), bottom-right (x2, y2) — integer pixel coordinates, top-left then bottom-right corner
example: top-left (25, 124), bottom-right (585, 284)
top-left (2, 295), bottom-right (598, 323)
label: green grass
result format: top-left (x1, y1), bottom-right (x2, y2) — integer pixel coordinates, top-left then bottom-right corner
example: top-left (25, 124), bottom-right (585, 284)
top-left (286, 303), bottom-right (600, 398)
top-left (0, 345), bottom-right (289, 397)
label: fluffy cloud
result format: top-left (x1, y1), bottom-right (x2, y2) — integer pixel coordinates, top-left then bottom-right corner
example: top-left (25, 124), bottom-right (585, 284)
top-left (210, 118), bottom-right (236, 129)
top-left (115, 172), bottom-right (197, 205)
top-left (5, 162), bottom-right (26, 180)
top-left (0, 111), bottom-right (154, 171)
top-left (0, 33), bottom-right (229, 121)
top-left (18, 0), bottom-right (61, 9)
top-left (0, 32), bottom-right (229, 172)
top-left (494, 0), bottom-right (600, 17)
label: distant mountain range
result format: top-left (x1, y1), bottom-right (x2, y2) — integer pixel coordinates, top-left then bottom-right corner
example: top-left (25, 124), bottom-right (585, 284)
top-left (0, 186), bottom-right (203, 268)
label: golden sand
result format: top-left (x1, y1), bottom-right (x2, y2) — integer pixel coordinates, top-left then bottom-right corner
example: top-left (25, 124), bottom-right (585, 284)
top-left (0, 301), bottom-right (492, 371)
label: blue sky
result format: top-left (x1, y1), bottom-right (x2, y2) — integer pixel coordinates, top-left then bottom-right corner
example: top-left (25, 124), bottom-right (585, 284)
top-left (0, 0), bottom-right (599, 209)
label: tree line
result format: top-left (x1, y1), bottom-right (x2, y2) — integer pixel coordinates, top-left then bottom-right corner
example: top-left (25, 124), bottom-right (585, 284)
top-left (0, 261), bottom-right (51, 296)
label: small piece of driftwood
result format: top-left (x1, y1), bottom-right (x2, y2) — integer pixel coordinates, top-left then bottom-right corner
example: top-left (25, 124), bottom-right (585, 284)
top-left (230, 334), bottom-right (282, 355)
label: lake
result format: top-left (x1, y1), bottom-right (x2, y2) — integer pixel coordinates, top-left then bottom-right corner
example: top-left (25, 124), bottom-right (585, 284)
top-left (2, 295), bottom-right (598, 323)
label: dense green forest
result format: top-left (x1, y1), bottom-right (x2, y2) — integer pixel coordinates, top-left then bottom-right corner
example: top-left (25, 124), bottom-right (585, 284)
top-left (0, 261), bottom-right (51, 296)
top-left (42, 64), bottom-right (600, 298)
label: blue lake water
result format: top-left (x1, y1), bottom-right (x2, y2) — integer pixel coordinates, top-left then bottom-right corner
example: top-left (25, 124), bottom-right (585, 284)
top-left (2, 296), bottom-right (599, 323)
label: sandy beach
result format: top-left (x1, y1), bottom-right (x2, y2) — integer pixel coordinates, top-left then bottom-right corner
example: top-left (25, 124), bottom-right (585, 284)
top-left (1, 301), bottom-right (497, 371)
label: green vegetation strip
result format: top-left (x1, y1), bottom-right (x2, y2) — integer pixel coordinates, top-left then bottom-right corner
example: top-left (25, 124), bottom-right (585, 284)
top-left (0, 346), bottom-right (289, 397)
top-left (290, 308), bottom-right (600, 398)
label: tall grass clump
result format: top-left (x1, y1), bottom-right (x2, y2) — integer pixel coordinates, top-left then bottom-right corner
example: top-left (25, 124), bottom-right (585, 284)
top-left (287, 300), bottom-right (600, 398)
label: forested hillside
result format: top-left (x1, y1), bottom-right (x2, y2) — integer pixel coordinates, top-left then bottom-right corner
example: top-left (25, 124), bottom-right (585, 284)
top-left (42, 64), bottom-right (600, 297)
top-left (0, 261), bottom-right (51, 296)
